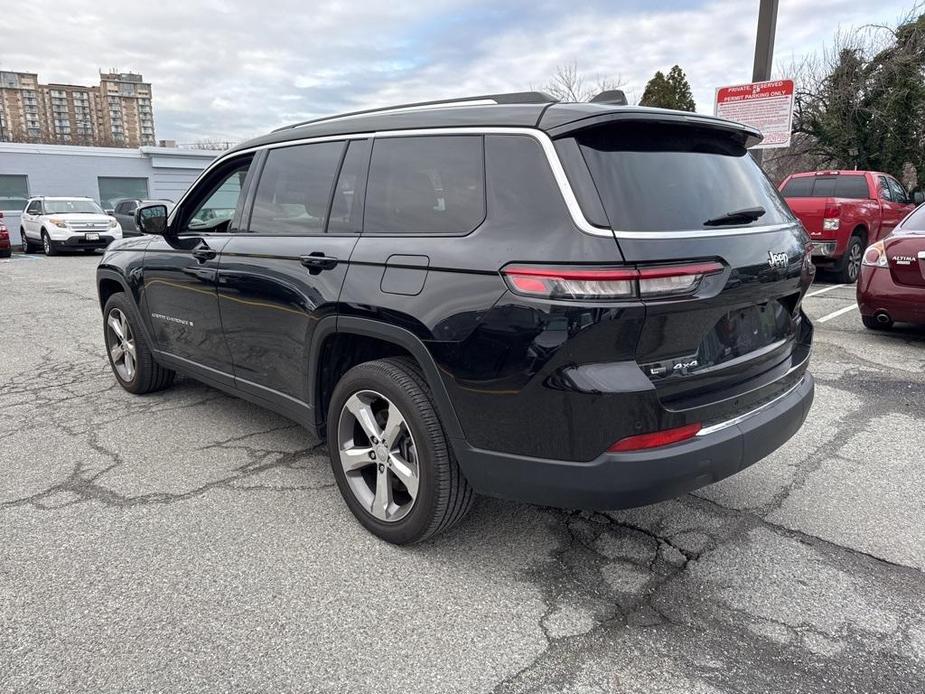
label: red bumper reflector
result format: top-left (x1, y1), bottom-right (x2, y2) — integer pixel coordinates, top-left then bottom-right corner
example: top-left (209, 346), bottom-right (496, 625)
top-left (608, 422), bottom-right (702, 452)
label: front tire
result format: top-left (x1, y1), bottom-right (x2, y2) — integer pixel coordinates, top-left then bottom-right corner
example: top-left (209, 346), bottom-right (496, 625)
top-left (103, 293), bottom-right (175, 394)
top-left (41, 230), bottom-right (57, 256)
top-left (327, 357), bottom-right (474, 544)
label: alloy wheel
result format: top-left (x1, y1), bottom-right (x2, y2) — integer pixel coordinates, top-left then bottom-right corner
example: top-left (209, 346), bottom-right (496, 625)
top-left (106, 308), bottom-right (137, 382)
top-left (848, 243), bottom-right (862, 282)
top-left (337, 390), bottom-right (420, 522)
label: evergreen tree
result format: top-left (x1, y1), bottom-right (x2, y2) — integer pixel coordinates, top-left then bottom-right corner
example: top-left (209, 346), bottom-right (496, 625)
top-left (639, 65), bottom-right (696, 111)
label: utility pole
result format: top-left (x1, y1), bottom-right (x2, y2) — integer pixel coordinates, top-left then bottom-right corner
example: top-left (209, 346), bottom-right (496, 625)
top-left (751, 0), bottom-right (779, 166)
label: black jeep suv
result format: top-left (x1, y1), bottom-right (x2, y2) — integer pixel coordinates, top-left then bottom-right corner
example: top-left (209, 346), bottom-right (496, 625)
top-left (97, 92), bottom-right (814, 544)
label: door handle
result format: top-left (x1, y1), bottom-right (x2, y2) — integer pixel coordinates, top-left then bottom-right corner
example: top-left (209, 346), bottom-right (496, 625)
top-left (192, 248), bottom-right (217, 262)
top-left (300, 254), bottom-right (338, 272)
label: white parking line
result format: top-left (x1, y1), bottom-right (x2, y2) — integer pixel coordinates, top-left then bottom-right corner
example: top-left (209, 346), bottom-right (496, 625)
top-left (817, 303), bottom-right (858, 323)
top-left (806, 283), bottom-right (846, 298)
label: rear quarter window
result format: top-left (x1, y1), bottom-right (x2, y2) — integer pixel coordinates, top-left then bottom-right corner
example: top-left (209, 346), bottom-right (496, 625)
top-left (364, 135), bottom-right (485, 235)
top-left (575, 123), bottom-right (793, 232)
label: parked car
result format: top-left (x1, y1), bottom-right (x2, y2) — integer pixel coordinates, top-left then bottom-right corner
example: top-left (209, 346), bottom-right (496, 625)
top-left (857, 203), bottom-right (925, 329)
top-left (97, 92), bottom-right (815, 544)
top-left (109, 198), bottom-right (174, 236)
top-left (21, 196), bottom-right (123, 255)
top-left (0, 213), bottom-right (10, 258)
top-left (779, 170), bottom-right (921, 283)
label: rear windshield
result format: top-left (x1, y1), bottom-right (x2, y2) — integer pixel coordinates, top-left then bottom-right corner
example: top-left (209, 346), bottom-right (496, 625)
top-left (780, 175), bottom-right (870, 199)
top-left (575, 124), bottom-right (793, 232)
top-left (900, 205), bottom-right (925, 231)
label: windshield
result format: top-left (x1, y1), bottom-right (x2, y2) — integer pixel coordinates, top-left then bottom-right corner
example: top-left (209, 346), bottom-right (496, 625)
top-left (44, 199), bottom-right (105, 214)
top-left (575, 123), bottom-right (794, 232)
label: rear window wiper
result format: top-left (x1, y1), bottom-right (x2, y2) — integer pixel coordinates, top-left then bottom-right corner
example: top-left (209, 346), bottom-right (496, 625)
top-left (703, 206), bottom-right (766, 227)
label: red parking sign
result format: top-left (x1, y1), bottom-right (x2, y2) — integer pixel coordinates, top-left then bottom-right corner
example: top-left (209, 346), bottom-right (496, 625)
top-left (714, 79), bottom-right (795, 149)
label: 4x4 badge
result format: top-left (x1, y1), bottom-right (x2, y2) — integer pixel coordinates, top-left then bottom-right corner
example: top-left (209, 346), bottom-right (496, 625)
top-left (768, 251), bottom-right (788, 269)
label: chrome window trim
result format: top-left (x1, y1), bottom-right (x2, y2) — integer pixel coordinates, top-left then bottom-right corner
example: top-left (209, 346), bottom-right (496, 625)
top-left (171, 126), bottom-right (799, 240)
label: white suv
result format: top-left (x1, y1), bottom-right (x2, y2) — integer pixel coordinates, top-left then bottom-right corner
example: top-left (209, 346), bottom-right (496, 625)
top-left (20, 196), bottom-right (122, 255)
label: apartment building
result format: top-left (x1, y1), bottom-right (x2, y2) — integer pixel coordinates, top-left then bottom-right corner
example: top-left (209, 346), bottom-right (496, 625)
top-left (0, 70), bottom-right (156, 148)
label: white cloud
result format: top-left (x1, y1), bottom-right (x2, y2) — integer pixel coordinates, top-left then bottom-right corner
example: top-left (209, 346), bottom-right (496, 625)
top-left (0, 0), bottom-right (916, 143)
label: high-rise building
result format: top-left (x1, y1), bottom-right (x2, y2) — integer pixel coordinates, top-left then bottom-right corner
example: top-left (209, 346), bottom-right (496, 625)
top-left (0, 70), bottom-right (156, 147)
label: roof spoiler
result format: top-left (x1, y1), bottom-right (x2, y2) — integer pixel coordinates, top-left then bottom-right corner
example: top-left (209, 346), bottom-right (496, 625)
top-left (275, 91), bottom-right (558, 132)
top-left (589, 90), bottom-right (628, 106)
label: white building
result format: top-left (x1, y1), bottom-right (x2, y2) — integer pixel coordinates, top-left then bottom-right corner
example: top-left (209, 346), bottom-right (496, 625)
top-left (0, 141), bottom-right (217, 242)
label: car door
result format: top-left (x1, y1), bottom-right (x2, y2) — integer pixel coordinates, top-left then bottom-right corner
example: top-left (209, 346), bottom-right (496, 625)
top-left (887, 176), bottom-right (914, 225)
top-left (22, 199), bottom-right (43, 240)
top-left (877, 175), bottom-right (906, 237)
top-left (142, 154), bottom-right (255, 381)
top-left (115, 200), bottom-right (138, 233)
top-left (216, 139), bottom-right (367, 408)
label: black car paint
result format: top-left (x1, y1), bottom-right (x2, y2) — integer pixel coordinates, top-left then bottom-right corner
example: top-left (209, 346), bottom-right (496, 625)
top-left (98, 102), bottom-right (813, 509)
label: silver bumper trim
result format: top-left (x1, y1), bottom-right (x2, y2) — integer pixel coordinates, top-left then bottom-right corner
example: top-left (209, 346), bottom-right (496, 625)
top-left (696, 376), bottom-right (806, 437)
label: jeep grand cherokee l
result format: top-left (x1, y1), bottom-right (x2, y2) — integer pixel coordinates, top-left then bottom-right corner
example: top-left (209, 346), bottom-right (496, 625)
top-left (97, 92), bottom-right (815, 544)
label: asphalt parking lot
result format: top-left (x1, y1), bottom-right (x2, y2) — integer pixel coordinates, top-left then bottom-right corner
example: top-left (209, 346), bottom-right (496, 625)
top-left (1, 252), bottom-right (924, 693)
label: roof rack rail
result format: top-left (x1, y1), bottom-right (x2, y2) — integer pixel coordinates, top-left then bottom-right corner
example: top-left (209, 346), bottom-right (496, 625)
top-left (273, 91), bottom-right (558, 132)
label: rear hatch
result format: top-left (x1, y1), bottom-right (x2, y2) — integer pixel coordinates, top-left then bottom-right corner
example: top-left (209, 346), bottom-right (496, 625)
top-left (779, 173), bottom-right (871, 236)
top-left (556, 118), bottom-right (813, 422)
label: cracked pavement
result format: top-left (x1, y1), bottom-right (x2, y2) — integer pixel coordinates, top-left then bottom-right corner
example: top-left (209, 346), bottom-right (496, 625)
top-left (1, 254), bottom-right (924, 693)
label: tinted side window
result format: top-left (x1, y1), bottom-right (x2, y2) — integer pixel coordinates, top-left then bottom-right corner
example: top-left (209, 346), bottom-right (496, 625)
top-left (878, 176), bottom-right (892, 201)
top-left (834, 176), bottom-right (870, 199)
top-left (888, 177), bottom-right (908, 204)
top-left (249, 141), bottom-right (344, 235)
top-left (364, 136), bottom-right (485, 234)
top-left (26, 200), bottom-right (42, 214)
top-left (328, 139), bottom-right (370, 234)
top-left (178, 155), bottom-right (253, 232)
top-left (780, 177), bottom-right (813, 197)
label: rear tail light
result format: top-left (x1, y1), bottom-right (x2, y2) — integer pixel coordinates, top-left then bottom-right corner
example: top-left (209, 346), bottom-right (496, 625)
top-left (502, 266), bottom-right (636, 300)
top-left (822, 202), bottom-right (841, 231)
top-left (862, 241), bottom-right (887, 267)
top-left (501, 262), bottom-right (723, 301)
top-left (608, 422), bottom-right (702, 452)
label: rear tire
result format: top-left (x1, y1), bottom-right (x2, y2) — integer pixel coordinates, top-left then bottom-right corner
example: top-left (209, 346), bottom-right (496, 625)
top-left (835, 235), bottom-right (863, 284)
top-left (103, 293), bottom-right (175, 394)
top-left (21, 230), bottom-right (38, 254)
top-left (862, 315), bottom-right (892, 330)
top-left (326, 357), bottom-right (474, 544)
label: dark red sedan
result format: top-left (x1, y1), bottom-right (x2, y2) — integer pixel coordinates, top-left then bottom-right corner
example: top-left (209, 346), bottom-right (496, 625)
top-left (0, 213), bottom-right (11, 259)
top-left (857, 204), bottom-right (925, 329)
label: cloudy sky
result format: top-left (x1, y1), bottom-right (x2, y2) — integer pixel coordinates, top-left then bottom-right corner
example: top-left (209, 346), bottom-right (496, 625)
top-left (1, 0), bottom-right (917, 144)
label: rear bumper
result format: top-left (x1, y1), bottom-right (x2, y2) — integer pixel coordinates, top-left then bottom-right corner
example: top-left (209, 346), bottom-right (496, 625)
top-left (456, 372), bottom-right (814, 510)
top-left (857, 267), bottom-right (925, 324)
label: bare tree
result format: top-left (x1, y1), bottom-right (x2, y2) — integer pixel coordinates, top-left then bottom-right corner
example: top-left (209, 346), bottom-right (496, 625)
top-left (539, 62), bottom-right (623, 102)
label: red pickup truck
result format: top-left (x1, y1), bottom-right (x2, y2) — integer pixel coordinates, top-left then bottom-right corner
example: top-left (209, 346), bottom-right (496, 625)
top-left (779, 170), bottom-right (920, 283)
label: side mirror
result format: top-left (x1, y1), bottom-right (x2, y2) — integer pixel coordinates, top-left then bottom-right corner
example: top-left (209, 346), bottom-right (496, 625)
top-left (913, 191), bottom-right (924, 206)
top-left (104, 208), bottom-right (114, 215)
top-left (135, 203), bottom-right (169, 236)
